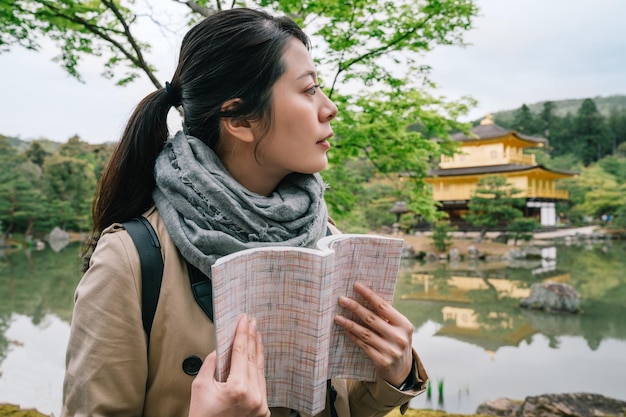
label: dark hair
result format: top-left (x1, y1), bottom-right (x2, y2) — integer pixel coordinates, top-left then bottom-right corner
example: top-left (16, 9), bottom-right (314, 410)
top-left (86, 8), bottom-right (309, 256)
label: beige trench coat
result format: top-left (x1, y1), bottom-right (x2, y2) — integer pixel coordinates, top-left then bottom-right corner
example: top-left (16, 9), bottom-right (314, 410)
top-left (62, 207), bottom-right (427, 417)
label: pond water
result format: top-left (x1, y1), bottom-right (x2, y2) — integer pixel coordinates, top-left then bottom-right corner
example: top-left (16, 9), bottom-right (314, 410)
top-left (1, 239), bottom-right (625, 415)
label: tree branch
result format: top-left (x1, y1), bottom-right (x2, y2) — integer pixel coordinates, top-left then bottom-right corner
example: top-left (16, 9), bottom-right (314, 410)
top-left (101, 0), bottom-right (161, 88)
top-left (328, 4), bottom-right (357, 98)
top-left (173, 0), bottom-right (215, 17)
top-left (330, 12), bottom-right (435, 93)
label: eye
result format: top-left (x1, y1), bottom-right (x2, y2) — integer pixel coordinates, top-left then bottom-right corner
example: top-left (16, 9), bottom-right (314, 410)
top-left (305, 84), bottom-right (321, 96)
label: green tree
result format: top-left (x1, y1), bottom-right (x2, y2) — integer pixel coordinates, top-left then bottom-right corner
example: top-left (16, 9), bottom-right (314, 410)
top-left (25, 140), bottom-right (51, 169)
top-left (539, 101), bottom-right (556, 139)
top-left (578, 166), bottom-right (626, 220)
top-left (598, 155), bottom-right (626, 183)
top-left (326, 88), bottom-right (467, 222)
top-left (508, 218), bottom-right (538, 246)
top-left (549, 112), bottom-right (574, 157)
top-left (608, 107), bottom-right (626, 154)
top-left (618, 142), bottom-right (626, 157)
top-left (0, 137), bottom-right (44, 236)
top-left (59, 135), bottom-right (91, 158)
top-left (431, 220), bottom-right (456, 252)
top-left (5, 0), bottom-right (479, 226)
top-left (613, 202), bottom-right (626, 228)
top-left (512, 104), bottom-right (540, 135)
top-left (5, 1), bottom-right (158, 86)
top-left (89, 142), bottom-right (115, 179)
top-left (0, 0), bottom-right (38, 51)
top-left (561, 159), bottom-right (626, 223)
top-left (463, 175), bottom-right (524, 240)
top-left (43, 154), bottom-right (96, 230)
top-left (573, 99), bottom-right (611, 165)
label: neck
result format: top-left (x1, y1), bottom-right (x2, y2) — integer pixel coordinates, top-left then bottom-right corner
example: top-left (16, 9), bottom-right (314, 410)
top-left (218, 144), bottom-right (288, 196)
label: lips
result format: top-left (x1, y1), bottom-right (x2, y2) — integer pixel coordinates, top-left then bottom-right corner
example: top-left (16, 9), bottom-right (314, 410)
top-left (316, 136), bottom-right (331, 150)
top-left (317, 132), bottom-right (334, 143)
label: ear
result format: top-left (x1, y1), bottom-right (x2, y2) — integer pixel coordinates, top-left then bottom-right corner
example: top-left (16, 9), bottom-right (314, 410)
top-left (220, 98), bottom-right (255, 143)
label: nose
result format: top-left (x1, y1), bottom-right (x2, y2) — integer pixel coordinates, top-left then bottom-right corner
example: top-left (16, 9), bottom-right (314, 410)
top-left (320, 93), bottom-right (338, 122)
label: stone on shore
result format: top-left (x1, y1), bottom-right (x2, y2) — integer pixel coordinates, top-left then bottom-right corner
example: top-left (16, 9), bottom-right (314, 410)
top-left (476, 398), bottom-right (522, 416)
top-left (477, 393), bottom-right (626, 417)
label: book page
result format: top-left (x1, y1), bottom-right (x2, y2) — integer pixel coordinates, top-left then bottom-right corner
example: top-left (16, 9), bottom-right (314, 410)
top-left (211, 247), bottom-right (334, 415)
top-left (321, 235), bottom-right (404, 381)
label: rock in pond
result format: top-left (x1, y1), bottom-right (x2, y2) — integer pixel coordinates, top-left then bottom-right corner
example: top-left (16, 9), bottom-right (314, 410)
top-left (519, 281), bottom-right (580, 314)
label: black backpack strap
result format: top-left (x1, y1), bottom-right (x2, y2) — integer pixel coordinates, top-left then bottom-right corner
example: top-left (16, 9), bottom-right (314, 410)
top-left (122, 223), bottom-right (334, 333)
top-left (122, 217), bottom-right (164, 339)
top-left (187, 262), bottom-right (214, 322)
top-left (186, 225), bottom-right (332, 323)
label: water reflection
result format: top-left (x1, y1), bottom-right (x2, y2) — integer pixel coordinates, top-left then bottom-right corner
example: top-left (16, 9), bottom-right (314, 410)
top-left (0, 313), bottom-right (68, 416)
top-left (394, 241), bottom-right (626, 412)
top-left (395, 242), bottom-right (626, 354)
top-left (0, 240), bottom-right (625, 415)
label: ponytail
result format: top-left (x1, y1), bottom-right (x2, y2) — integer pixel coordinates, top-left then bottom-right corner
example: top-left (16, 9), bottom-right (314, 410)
top-left (82, 8), bottom-right (310, 263)
top-left (84, 86), bottom-right (175, 258)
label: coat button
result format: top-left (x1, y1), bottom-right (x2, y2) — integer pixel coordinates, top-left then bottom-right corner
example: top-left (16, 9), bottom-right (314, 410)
top-left (182, 355), bottom-right (203, 376)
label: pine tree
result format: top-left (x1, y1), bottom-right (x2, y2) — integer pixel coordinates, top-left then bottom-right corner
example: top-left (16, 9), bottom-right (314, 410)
top-left (512, 104), bottom-right (540, 135)
top-left (608, 107), bottom-right (626, 154)
top-left (539, 101), bottom-right (556, 139)
top-left (463, 176), bottom-right (525, 241)
top-left (573, 99), bottom-right (611, 165)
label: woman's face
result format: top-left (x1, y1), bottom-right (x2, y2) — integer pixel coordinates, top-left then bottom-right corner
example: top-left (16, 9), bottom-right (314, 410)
top-left (254, 38), bottom-right (338, 178)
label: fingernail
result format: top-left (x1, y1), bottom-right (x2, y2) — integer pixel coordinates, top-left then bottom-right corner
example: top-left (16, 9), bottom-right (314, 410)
top-left (251, 318), bottom-right (257, 330)
top-left (338, 296), bottom-right (349, 306)
top-left (335, 315), bottom-right (346, 325)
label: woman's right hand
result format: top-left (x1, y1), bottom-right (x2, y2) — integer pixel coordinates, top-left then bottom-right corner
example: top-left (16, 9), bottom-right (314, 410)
top-left (189, 314), bottom-right (270, 417)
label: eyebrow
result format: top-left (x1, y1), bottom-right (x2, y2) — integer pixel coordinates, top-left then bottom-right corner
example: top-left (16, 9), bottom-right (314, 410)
top-left (296, 70), bottom-right (317, 80)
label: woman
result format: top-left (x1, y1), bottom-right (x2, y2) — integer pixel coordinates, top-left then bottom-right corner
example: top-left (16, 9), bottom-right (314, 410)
top-left (62, 7), bottom-right (427, 417)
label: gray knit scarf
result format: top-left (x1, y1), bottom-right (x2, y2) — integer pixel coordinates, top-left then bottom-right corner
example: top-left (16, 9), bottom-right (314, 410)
top-left (153, 131), bottom-right (329, 275)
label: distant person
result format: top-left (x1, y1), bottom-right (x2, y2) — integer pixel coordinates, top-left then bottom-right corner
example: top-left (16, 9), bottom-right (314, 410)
top-left (62, 8), bottom-right (427, 417)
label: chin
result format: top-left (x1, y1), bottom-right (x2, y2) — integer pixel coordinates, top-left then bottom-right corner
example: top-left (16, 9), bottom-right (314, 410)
top-left (296, 162), bottom-right (328, 175)
top-left (291, 156), bottom-right (327, 175)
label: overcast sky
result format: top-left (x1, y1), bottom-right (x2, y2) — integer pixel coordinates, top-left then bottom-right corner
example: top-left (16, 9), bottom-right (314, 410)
top-left (2, 0), bottom-right (625, 145)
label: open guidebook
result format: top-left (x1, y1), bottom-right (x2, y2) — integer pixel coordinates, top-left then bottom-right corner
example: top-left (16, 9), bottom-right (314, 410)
top-left (210, 233), bottom-right (404, 415)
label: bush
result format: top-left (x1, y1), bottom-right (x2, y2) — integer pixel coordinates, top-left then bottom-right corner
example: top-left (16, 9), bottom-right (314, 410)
top-left (431, 220), bottom-right (456, 252)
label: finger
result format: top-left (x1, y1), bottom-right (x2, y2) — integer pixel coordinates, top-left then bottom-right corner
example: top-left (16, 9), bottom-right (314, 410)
top-left (341, 322), bottom-right (386, 360)
top-left (338, 294), bottom-right (389, 335)
top-left (336, 295), bottom-right (411, 358)
top-left (334, 313), bottom-right (386, 353)
top-left (247, 318), bottom-right (268, 410)
top-left (255, 331), bottom-right (268, 402)
top-left (353, 282), bottom-right (410, 326)
top-left (255, 329), bottom-right (266, 380)
top-left (248, 317), bottom-right (257, 355)
top-left (247, 317), bottom-right (258, 373)
top-left (337, 314), bottom-right (412, 385)
top-left (227, 314), bottom-right (249, 381)
top-left (196, 351), bottom-right (217, 384)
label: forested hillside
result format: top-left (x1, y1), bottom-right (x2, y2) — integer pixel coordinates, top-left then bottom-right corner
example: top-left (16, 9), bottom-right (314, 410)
top-left (490, 94), bottom-right (626, 124)
top-left (488, 96), bottom-right (626, 166)
top-left (2, 94), bottom-right (626, 236)
top-left (0, 134), bottom-right (114, 236)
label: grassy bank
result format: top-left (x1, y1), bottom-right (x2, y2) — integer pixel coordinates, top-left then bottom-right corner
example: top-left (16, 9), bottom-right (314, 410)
top-left (0, 403), bottom-right (493, 417)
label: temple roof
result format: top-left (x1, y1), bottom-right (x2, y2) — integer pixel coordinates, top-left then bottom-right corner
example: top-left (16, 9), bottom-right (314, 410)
top-left (429, 164), bottom-right (577, 178)
top-left (451, 115), bottom-right (548, 146)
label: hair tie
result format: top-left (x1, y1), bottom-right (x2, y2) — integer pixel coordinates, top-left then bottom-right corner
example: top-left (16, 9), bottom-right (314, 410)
top-left (164, 81), bottom-right (181, 107)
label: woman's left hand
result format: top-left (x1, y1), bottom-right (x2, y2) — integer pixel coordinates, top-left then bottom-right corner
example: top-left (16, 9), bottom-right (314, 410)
top-left (334, 281), bottom-right (414, 387)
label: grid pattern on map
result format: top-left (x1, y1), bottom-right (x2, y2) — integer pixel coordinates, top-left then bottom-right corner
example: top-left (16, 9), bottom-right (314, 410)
top-left (210, 235), bottom-right (403, 415)
top-left (327, 236), bottom-right (404, 380)
top-left (212, 248), bottom-right (331, 415)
